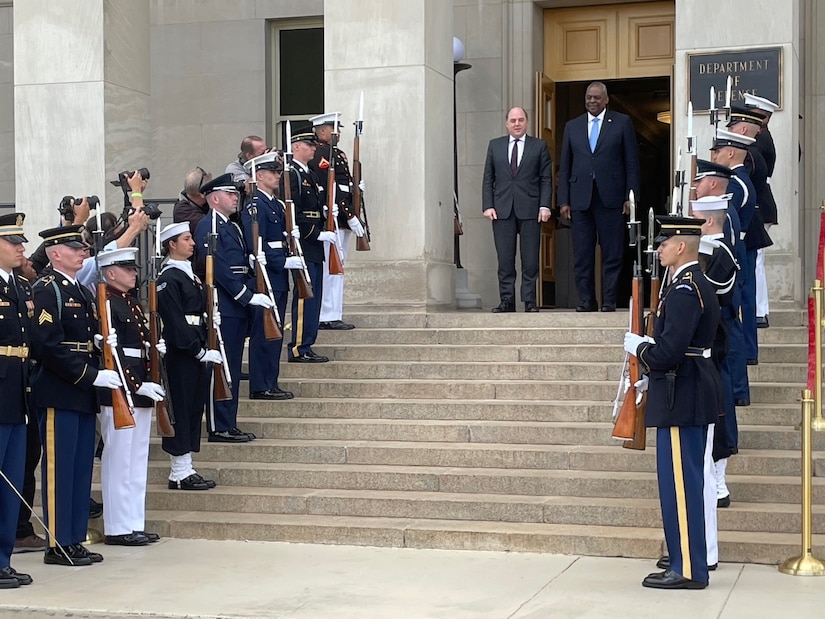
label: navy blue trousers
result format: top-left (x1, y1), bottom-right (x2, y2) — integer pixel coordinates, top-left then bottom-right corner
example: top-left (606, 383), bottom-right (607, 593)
top-left (208, 315), bottom-right (246, 433)
top-left (249, 290), bottom-right (288, 393)
top-left (656, 425), bottom-right (709, 584)
top-left (740, 248), bottom-right (758, 361)
top-left (290, 261), bottom-right (323, 359)
top-left (37, 408), bottom-right (96, 548)
top-left (0, 423), bottom-right (25, 567)
top-left (571, 185), bottom-right (625, 307)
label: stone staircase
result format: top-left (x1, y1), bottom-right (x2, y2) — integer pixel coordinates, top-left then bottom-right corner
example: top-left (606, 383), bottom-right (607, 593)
top-left (118, 306), bottom-right (825, 564)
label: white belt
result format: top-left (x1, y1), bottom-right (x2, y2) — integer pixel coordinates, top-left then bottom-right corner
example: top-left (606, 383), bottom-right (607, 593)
top-left (185, 315), bottom-right (203, 326)
top-left (338, 183), bottom-right (351, 194)
top-left (267, 241), bottom-right (284, 249)
top-left (122, 347), bottom-right (144, 359)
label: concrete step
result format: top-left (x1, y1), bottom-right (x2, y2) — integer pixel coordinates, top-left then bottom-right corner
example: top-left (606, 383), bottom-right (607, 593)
top-left (148, 439), bottom-right (816, 477)
top-left (140, 509), bottom-right (824, 564)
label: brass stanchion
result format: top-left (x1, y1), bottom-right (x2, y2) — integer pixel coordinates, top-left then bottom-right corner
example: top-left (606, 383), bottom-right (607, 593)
top-left (779, 389), bottom-right (825, 575)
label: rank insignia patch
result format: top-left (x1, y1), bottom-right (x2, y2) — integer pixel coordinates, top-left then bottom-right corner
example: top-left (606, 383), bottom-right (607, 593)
top-left (38, 309), bottom-right (53, 325)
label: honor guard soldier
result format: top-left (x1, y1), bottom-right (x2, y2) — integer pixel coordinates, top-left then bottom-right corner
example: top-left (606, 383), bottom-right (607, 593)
top-left (31, 224), bottom-right (122, 567)
top-left (284, 124), bottom-right (332, 363)
top-left (309, 112), bottom-right (366, 331)
top-left (96, 248), bottom-right (165, 546)
top-left (0, 213), bottom-right (34, 588)
top-left (242, 151), bottom-right (302, 399)
top-left (624, 216), bottom-right (721, 590)
top-left (157, 223), bottom-right (217, 490)
top-left (743, 94), bottom-right (780, 328)
top-left (194, 173), bottom-right (273, 442)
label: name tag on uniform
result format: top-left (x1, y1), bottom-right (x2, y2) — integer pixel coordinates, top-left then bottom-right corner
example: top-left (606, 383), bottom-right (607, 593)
top-left (0, 301), bottom-right (9, 307)
top-left (64, 302), bottom-right (82, 308)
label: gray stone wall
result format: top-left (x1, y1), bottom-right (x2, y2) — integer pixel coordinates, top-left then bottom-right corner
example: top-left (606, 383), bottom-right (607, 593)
top-left (0, 4), bottom-right (13, 203)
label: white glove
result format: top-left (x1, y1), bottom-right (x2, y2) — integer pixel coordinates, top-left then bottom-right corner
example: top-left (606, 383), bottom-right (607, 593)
top-left (212, 310), bottom-right (221, 328)
top-left (198, 349), bottom-right (223, 364)
top-left (623, 332), bottom-right (649, 356)
top-left (136, 381), bottom-right (166, 402)
top-left (318, 230), bottom-right (337, 244)
top-left (249, 293), bottom-right (275, 309)
top-left (284, 256), bottom-right (303, 270)
top-left (358, 180), bottom-right (366, 192)
top-left (256, 250), bottom-right (267, 267)
top-left (347, 216), bottom-right (365, 237)
top-left (156, 338), bottom-right (167, 356)
top-left (93, 369), bottom-right (123, 389)
top-left (94, 334), bottom-right (103, 350)
top-left (332, 204), bottom-right (339, 218)
top-left (107, 332), bottom-right (118, 349)
top-left (291, 227), bottom-right (300, 240)
top-left (634, 376), bottom-right (649, 406)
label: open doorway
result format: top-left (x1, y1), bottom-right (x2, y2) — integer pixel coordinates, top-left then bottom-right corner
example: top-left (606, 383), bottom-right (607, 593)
top-left (545, 76), bottom-right (671, 309)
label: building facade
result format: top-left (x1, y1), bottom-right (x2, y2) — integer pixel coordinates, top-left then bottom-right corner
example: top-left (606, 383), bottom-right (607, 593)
top-left (1, 0), bottom-right (822, 308)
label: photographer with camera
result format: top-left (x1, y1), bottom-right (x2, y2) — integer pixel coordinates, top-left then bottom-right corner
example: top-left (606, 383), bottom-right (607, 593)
top-left (29, 196), bottom-right (94, 275)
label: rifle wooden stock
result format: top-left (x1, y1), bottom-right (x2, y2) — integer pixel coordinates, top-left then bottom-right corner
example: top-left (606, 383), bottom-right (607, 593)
top-left (148, 280), bottom-right (174, 437)
top-left (351, 133), bottom-right (370, 251)
top-left (325, 144), bottom-right (345, 276)
top-left (205, 253), bottom-right (232, 402)
top-left (688, 154), bottom-right (698, 202)
top-left (97, 283), bottom-right (135, 430)
top-left (282, 169), bottom-right (314, 299)
top-left (612, 272), bottom-right (647, 450)
top-left (250, 214), bottom-right (282, 341)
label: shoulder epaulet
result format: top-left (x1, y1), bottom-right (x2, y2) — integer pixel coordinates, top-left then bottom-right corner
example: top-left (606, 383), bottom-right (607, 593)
top-left (35, 275), bottom-right (55, 287)
top-left (18, 275), bottom-right (29, 282)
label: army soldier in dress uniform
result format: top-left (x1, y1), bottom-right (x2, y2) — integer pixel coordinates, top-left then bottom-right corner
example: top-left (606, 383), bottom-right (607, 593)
top-left (0, 213), bottom-right (34, 588)
top-left (194, 174), bottom-right (273, 442)
top-left (96, 248), bottom-right (165, 546)
top-left (284, 124), bottom-right (334, 363)
top-left (241, 151), bottom-right (303, 400)
top-left (624, 216), bottom-right (721, 590)
top-left (31, 224), bottom-right (122, 567)
top-left (309, 113), bottom-right (366, 331)
top-left (157, 222), bottom-right (218, 491)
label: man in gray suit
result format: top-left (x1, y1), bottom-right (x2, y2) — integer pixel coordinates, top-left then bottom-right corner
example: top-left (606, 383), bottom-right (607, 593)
top-left (482, 106), bottom-right (553, 313)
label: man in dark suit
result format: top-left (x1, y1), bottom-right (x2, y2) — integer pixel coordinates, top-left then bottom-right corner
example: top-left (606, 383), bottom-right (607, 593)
top-left (558, 82), bottom-right (641, 312)
top-left (482, 106), bottom-right (552, 313)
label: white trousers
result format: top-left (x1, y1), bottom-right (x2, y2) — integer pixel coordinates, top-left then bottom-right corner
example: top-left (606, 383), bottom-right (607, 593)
top-left (320, 227), bottom-right (353, 322)
top-left (755, 224), bottom-right (771, 317)
top-left (98, 405), bottom-right (152, 536)
top-left (703, 424), bottom-right (718, 565)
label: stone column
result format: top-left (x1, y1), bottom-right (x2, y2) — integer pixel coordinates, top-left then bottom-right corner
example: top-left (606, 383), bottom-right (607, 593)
top-left (14, 0), bottom-right (150, 237)
top-left (674, 0), bottom-right (802, 304)
top-left (324, 0), bottom-right (455, 308)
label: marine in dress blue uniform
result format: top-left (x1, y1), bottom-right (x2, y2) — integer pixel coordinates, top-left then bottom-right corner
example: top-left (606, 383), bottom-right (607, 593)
top-left (31, 224), bottom-right (115, 567)
top-left (625, 216), bottom-right (721, 590)
top-left (194, 174), bottom-right (270, 443)
top-left (0, 213), bottom-right (34, 588)
top-left (241, 152), bottom-right (294, 400)
top-left (157, 222), bottom-right (216, 491)
top-left (283, 125), bottom-right (330, 363)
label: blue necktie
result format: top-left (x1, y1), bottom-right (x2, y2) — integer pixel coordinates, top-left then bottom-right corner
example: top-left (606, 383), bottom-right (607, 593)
top-left (589, 117), bottom-right (600, 152)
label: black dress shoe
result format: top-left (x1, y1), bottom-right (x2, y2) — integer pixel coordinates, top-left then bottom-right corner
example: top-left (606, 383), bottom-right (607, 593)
top-left (208, 430), bottom-right (251, 443)
top-left (89, 497), bottom-right (103, 519)
top-left (0, 572), bottom-right (20, 589)
top-left (168, 474), bottom-right (211, 490)
top-left (735, 398), bottom-right (750, 406)
top-left (72, 544), bottom-right (103, 562)
top-left (306, 351), bottom-right (329, 362)
top-left (192, 473), bottom-right (217, 488)
top-left (491, 301), bottom-right (516, 313)
top-left (576, 303), bottom-right (598, 312)
top-left (250, 389), bottom-right (291, 401)
top-left (231, 427), bottom-right (256, 440)
top-left (756, 316), bottom-right (769, 328)
top-left (133, 531), bottom-right (160, 543)
top-left (272, 387), bottom-right (294, 399)
top-left (642, 569), bottom-right (707, 590)
top-left (105, 533), bottom-right (149, 547)
top-left (44, 546), bottom-right (92, 566)
top-left (600, 304), bottom-right (616, 312)
top-left (289, 353), bottom-right (328, 363)
top-left (525, 303), bottom-right (539, 313)
top-left (0, 566), bottom-right (32, 586)
top-left (319, 320), bottom-right (355, 330)
top-left (657, 556), bottom-right (717, 571)
top-left (718, 495), bottom-right (731, 508)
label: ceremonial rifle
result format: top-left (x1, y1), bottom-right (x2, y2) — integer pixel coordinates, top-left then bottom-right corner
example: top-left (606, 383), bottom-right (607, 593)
top-left (612, 190), bottom-right (646, 450)
top-left (283, 120), bottom-right (314, 299)
top-left (325, 114), bottom-right (345, 275)
top-left (206, 212), bottom-right (232, 401)
top-left (94, 207), bottom-right (135, 430)
top-left (149, 224), bottom-right (175, 437)
top-left (352, 91), bottom-right (371, 251)
top-left (247, 158), bottom-right (283, 340)
top-left (644, 207), bottom-right (660, 338)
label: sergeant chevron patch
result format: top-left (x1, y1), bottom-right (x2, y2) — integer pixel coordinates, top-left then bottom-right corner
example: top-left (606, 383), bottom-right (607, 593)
top-left (38, 309), bottom-right (53, 324)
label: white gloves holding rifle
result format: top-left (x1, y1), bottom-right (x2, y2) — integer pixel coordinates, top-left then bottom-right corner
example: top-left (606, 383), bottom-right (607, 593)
top-left (93, 369), bottom-right (122, 389)
top-left (249, 293), bottom-right (274, 309)
top-left (623, 333), bottom-right (650, 356)
top-left (249, 250), bottom-right (267, 268)
top-left (284, 256), bottom-right (303, 270)
top-left (94, 332), bottom-right (118, 350)
top-left (318, 231), bottom-right (337, 244)
top-left (198, 349), bottom-right (223, 364)
top-left (347, 216), bottom-right (365, 237)
top-left (136, 382), bottom-right (166, 402)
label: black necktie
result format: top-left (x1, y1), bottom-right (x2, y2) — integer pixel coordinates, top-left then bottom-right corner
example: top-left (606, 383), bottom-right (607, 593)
top-left (7, 276), bottom-right (18, 302)
top-left (510, 139), bottom-right (519, 175)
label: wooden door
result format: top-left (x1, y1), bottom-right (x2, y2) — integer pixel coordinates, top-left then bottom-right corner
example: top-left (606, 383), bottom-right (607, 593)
top-left (536, 72), bottom-right (557, 308)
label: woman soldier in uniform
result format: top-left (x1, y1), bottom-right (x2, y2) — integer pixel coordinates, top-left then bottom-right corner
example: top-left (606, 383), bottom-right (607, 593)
top-left (156, 222), bottom-right (221, 490)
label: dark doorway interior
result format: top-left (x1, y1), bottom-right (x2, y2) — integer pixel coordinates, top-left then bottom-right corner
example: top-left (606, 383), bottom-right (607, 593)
top-left (550, 76), bottom-right (671, 309)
